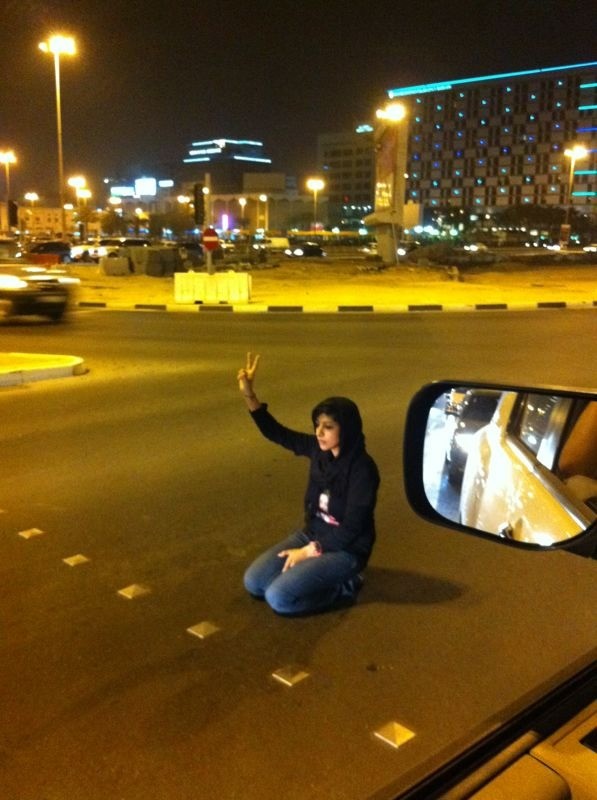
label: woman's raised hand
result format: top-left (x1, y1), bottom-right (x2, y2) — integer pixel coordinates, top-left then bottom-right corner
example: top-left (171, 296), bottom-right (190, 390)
top-left (237, 351), bottom-right (260, 397)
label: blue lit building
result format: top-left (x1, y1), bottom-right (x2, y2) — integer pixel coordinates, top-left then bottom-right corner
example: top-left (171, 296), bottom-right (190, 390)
top-left (386, 61), bottom-right (597, 214)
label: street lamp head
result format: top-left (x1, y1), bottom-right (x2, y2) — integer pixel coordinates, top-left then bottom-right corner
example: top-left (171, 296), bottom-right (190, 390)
top-left (376, 102), bottom-right (407, 122)
top-left (0, 150), bottom-right (17, 166)
top-left (259, 194), bottom-right (268, 202)
top-left (306, 178), bottom-right (324, 193)
top-left (68, 175), bottom-right (86, 189)
top-left (39, 35), bottom-right (76, 56)
top-left (564, 145), bottom-right (588, 161)
top-left (25, 192), bottom-right (39, 203)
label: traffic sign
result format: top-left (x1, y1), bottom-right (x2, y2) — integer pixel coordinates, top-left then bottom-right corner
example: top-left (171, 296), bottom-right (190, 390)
top-left (202, 227), bottom-right (219, 251)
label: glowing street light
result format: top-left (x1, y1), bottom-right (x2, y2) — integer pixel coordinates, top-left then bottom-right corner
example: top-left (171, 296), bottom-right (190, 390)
top-left (39, 34), bottom-right (77, 238)
top-left (372, 101), bottom-right (408, 264)
top-left (24, 191), bottom-right (39, 207)
top-left (238, 196), bottom-right (247, 227)
top-left (0, 150), bottom-right (17, 233)
top-left (563, 145), bottom-right (588, 228)
top-left (306, 178), bottom-right (324, 232)
top-left (77, 187), bottom-right (92, 205)
top-left (259, 193), bottom-right (268, 231)
top-left (68, 175), bottom-right (86, 191)
top-left (375, 102), bottom-right (407, 122)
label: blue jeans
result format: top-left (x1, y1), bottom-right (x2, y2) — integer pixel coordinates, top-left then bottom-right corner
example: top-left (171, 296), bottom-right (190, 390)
top-left (243, 530), bottom-right (361, 615)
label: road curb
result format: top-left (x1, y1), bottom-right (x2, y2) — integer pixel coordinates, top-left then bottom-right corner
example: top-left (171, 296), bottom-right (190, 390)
top-left (0, 354), bottom-right (87, 387)
top-left (74, 300), bottom-right (597, 314)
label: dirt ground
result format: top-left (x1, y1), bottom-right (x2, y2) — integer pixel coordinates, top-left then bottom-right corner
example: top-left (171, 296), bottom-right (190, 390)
top-left (65, 257), bottom-right (597, 310)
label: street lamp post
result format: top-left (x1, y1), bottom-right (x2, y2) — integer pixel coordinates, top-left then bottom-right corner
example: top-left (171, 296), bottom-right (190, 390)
top-left (23, 191), bottom-right (38, 239)
top-left (370, 101), bottom-right (408, 264)
top-left (238, 196), bottom-right (247, 229)
top-left (562, 145), bottom-right (588, 245)
top-left (306, 178), bottom-right (324, 233)
top-left (259, 194), bottom-right (268, 232)
top-left (39, 34), bottom-right (76, 240)
top-left (0, 150), bottom-right (16, 233)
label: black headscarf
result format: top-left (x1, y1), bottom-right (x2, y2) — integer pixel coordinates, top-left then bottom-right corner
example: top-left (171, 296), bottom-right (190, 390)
top-left (309, 397), bottom-right (366, 495)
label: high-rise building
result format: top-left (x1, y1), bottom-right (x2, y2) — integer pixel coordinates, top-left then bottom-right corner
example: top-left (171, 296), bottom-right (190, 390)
top-left (182, 138), bottom-right (273, 193)
top-left (386, 61), bottom-right (596, 214)
top-left (317, 128), bottom-right (374, 225)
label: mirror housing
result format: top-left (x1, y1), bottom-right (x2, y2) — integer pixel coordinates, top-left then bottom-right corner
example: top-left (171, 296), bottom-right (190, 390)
top-left (403, 381), bottom-right (597, 556)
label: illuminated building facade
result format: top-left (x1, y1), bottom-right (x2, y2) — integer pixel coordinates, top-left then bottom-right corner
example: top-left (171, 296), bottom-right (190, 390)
top-left (317, 128), bottom-right (374, 225)
top-left (182, 138), bottom-right (272, 193)
top-left (386, 61), bottom-right (597, 213)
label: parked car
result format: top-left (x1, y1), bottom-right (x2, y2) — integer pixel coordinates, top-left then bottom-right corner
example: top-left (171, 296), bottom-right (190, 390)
top-left (0, 264), bottom-right (76, 321)
top-left (284, 241), bottom-right (326, 258)
top-left (0, 237), bottom-right (21, 258)
top-left (445, 388), bottom-right (501, 484)
top-left (71, 237), bottom-right (151, 262)
top-left (21, 240), bottom-right (72, 264)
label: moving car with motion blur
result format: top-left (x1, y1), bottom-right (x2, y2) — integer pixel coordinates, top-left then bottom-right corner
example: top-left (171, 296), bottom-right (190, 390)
top-left (0, 264), bottom-right (77, 322)
top-left (284, 241), bottom-right (326, 258)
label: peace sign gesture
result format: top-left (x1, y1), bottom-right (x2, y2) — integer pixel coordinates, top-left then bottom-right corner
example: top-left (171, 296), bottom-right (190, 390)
top-left (237, 352), bottom-right (261, 405)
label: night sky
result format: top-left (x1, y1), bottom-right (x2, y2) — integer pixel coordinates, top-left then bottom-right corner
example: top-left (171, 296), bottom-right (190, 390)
top-left (1, 0), bottom-right (594, 199)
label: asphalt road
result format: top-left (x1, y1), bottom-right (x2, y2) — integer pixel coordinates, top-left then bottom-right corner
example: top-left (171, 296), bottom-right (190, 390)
top-left (1, 309), bottom-right (596, 800)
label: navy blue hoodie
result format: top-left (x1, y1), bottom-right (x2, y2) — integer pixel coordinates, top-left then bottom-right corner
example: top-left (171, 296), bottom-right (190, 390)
top-left (250, 398), bottom-right (380, 566)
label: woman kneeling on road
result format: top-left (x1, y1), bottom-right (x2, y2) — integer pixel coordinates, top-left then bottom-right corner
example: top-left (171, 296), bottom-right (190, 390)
top-left (238, 352), bottom-right (380, 615)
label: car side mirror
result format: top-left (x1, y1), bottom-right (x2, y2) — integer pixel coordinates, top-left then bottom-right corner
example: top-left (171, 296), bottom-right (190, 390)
top-left (403, 381), bottom-right (597, 556)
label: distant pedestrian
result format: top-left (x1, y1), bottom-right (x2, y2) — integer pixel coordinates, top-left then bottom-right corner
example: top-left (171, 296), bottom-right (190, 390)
top-left (238, 352), bottom-right (380, 615)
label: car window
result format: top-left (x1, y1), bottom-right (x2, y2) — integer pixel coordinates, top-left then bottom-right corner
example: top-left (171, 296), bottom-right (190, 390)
top-left (461, 394), bottom-right (499, 420)
top-left (509, 393), bottom-right (574, 469)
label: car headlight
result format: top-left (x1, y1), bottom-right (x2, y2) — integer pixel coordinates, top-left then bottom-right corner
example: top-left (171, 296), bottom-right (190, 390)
top-left (397, 247), bottom-right (407, 256)
top-left (293, 248), bottom-right (304, 256)
top-left (0, 275), bottom-right (28, 289)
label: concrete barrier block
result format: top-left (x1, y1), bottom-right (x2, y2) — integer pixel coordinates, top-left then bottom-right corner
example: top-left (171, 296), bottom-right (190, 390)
top-left (100, 256), bottom-right (129, 275)
top-left (129, 247), bottom-right (149, 274)
top-left (173, 271), bottom-right (251, 304)
top-left (174, 272), bottom-right (198, 303)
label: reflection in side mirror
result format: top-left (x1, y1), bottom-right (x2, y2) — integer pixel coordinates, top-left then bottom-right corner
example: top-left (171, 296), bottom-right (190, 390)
top-left (404, 381), bottom-right (597, 552)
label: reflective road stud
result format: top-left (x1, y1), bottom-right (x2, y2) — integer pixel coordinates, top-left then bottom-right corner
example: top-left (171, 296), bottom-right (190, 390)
top-left (374, 721), bottom-right (416, 749)
top-left (63, 554), bottom-right (90, 566)
top-left (187, 621), bottom-right (220, 639)
top-left (272, 665), bottom-right (311, 687)
top-left (117, 584), bottom-right (151, 599)
top-left (18, 528), bottom-right (45, 539)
